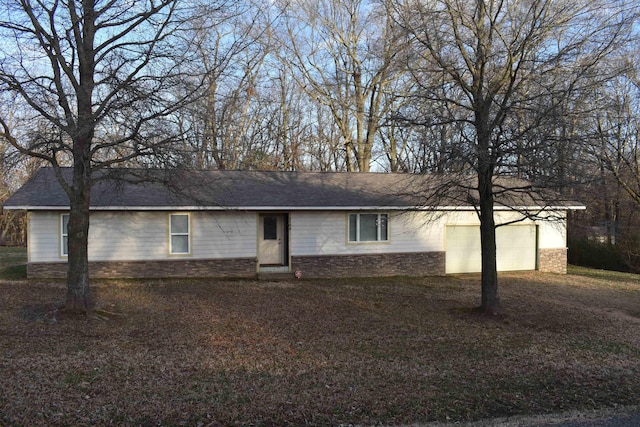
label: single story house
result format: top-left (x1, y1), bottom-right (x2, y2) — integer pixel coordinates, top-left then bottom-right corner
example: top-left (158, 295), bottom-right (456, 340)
top-left (3, 167), bottom-right (583, 279)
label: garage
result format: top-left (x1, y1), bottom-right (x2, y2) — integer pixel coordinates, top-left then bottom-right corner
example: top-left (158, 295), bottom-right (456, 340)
top-left (445, 224), bottom-right (537, 274)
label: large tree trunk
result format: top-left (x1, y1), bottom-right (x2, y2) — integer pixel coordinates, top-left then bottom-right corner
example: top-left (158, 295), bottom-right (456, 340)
top-left (478, 190), bottom-right (500, 314)
top-left (477, 153), bottom-right (502, 315)
top-left (65, 164), bottom-right (93, 312)
top-left (65, 0), bottom-right (95, 312)
top-left (476, 99), bottom-right (502, 314)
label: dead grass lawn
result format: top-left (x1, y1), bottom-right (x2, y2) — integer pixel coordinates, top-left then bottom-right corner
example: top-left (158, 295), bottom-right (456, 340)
top-left (1, 266), bottom-right (640, 425)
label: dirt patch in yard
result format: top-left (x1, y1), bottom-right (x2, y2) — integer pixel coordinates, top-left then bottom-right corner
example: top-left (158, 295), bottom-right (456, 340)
top-left (1, 271), bottom-right (639, 425)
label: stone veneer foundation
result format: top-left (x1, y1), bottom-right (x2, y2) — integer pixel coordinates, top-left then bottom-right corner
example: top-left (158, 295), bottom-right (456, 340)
top-left (291, 252), bottom-right (446, 278)
top-left (27, 248), bottom-right (567, 279)
top-left (27, 258), bottom-right (258, 279)
top-left (538, 248), bottom-right (568, 274)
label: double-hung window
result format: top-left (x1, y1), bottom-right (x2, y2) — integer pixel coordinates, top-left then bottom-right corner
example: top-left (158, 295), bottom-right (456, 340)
top-left (348, 213), bottom-right (388, 242)
top-left (60, 213), bottom-right (70, 256)
top-left (170, 213), bottom-right (190, 254)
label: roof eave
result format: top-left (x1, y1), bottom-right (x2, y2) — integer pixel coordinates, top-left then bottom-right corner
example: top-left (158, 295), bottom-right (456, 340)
top-left (3, 204), bottom-right (587, 211)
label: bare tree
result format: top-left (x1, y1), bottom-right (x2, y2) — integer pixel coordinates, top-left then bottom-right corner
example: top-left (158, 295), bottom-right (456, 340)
top-left (594, 59), bottom-right (640, 205)
top-left (278, 0), bottom-right (408, 171)
top-left (392, 0), bottom-right (637, 314)
top-left (180, 1), bottom-right (274, 169)
top-left (0, 115), bottom-right (40, 246)
top-left (0, 0), bottom-right (208, 312)
top-left (578, 55), bottom-right (640, 264)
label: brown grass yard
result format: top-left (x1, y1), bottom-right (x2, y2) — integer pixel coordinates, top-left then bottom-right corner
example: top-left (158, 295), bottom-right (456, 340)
top-left (1, 249), bottom-right (640, 425)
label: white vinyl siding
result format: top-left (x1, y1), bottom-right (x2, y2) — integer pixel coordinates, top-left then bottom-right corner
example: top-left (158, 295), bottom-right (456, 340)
top-left (28, 211), bottom-right (256, 262)
top-left (537, 212), bottom-right (567, 249)
top-left (290, 210), bottom-right (567, 260)
top-left (29, 212), bottom-right (64, 262)
top-left (348, 213), bottom-right (388, 242)
top-left (291, 211), bottom-right (442, 256)
top-left (169, 213), bottom-right (190, 255)
top-left (191, 212), bottom-right (256, 258)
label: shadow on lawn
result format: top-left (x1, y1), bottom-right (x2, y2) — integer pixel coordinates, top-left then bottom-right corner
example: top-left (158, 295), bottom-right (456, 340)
top-left (19, 303), bottom-right (61, 323)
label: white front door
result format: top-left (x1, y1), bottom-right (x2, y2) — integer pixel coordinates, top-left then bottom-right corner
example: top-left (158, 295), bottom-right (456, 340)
top-left (259, 214), bottom-right (285, 265)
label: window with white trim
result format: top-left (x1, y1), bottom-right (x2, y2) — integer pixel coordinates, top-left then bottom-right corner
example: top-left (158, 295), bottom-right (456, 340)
top-left (61, 213), bottom-right (70, 256)
top-left (348, 213), bottom-right (388, 242)
top-left (169, 213), bottom-right (190, 254)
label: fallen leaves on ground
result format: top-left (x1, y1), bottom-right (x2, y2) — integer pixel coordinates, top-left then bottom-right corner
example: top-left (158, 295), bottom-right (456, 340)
top-left (1, 270), bottom-right (640, 426)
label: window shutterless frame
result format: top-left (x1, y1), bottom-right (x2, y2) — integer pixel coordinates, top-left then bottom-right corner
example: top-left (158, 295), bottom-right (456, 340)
top-left (169, 213), bottom-right (191, 255)
top-left (60, 213), bottom-right (70, 257)
top-left (348, 213), bottom-right (388, 242)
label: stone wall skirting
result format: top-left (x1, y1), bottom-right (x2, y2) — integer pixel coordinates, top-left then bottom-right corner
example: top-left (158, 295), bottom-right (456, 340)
top-left (27, 258), bottom-right (258, 279)
top-left (291, 252), bottom-right (446, 278)
top-left (538, 248), bottom-right (568, 274)
top-left (27, 248), bottom-right (565, 279)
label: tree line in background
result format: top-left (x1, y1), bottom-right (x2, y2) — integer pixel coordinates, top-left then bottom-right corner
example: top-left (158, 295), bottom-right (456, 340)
top-left (0, 0), bottom-right (638, 311)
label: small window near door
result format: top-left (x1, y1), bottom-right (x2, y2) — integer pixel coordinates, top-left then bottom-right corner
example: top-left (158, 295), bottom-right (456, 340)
top-left (170, 213), bottom-right (190, 254)
top-left (348, 213), bottom-right (388, 242)
top-left (263, 216), bottom-right (278, 240)
top-left (60, 213), bottom-right (69, 256)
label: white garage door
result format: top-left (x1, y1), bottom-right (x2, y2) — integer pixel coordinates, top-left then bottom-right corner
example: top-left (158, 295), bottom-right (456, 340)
top-left (445, 225), bottom-right (537, 274)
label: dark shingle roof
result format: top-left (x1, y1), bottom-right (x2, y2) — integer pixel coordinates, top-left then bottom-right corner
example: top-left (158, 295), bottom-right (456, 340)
top-left (3, 167), bottom-right (583, 210)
